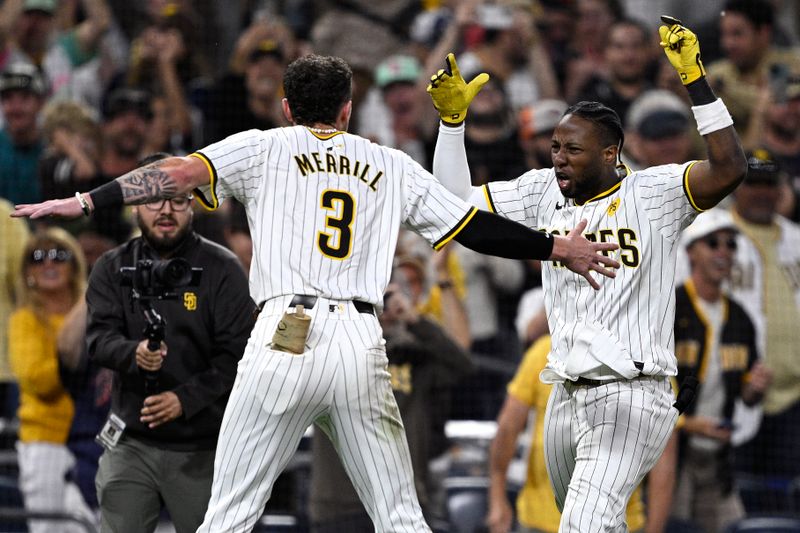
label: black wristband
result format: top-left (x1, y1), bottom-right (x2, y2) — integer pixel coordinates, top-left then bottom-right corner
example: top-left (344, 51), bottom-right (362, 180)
top-left (89, 180), bottom-right (124, 210)
top-left (685, 77), bottom-right (716, 106)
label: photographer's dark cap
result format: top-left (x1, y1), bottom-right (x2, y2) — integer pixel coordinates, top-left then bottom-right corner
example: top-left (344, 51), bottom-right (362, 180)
top-left (744, 148), bottom-right (781, 185)
top-left (248, 39), bottom-right (284, 63)
top-left (0, 63), bottom-right (47, 97)
top-left (102, 88), bottom-right (153, 120)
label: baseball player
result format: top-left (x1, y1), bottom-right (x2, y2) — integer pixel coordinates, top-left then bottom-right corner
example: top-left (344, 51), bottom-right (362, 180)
top-left (12, 55), bottom-right (619, 532)
top-left (427, 17), bottom-right (747, 533)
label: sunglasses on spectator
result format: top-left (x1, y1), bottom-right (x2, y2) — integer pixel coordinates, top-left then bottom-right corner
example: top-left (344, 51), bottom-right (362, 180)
top-left (29, 248), bottom-right (73, 264)
top-left (143, 196), bottom-right (193, 212)
top-left (703, 236), bottom-right (737, 251)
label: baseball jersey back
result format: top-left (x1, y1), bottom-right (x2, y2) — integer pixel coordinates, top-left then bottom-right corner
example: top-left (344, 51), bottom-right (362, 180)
top-left (484, 163), bottom-right (700, 381)
top-left (192, 127), bottom-right (475, 306)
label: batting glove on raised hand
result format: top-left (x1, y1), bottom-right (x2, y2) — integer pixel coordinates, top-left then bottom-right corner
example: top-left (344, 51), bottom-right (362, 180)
top-left (659, 15), bottom-right (706, 85)
top-left (427, 53), bottom-right (490, 125)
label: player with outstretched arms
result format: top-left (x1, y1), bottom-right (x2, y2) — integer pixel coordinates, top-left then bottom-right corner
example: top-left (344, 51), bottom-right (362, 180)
top-left (427, 17), bottom-right (747, 533)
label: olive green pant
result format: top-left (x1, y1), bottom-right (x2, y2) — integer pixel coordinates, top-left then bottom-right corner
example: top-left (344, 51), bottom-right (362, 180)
top-left (95, 436), bottom-right (214, 533)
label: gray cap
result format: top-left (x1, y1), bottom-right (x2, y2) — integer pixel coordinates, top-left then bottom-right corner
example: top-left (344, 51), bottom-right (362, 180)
top-left (0, 63), bottom-right (47, 97)
top-left (627, 90), bottom-right (690, 139)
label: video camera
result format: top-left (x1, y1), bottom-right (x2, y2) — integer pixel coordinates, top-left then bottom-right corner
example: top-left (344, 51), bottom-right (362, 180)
top-left (120, 258), bottom-right (202, 300)
top-left (120, 258), bottom-right (202, 397)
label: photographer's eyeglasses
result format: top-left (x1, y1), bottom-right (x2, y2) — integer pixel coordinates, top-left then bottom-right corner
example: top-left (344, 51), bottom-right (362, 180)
top-left (703, 236), bottom-right (737, 251)
top-left (29, 248), bottom-right (73, 264)
top-left (143, 196), bottom-right (193, 212)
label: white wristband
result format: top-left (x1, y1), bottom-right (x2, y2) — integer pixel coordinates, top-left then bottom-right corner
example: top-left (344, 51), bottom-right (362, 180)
top-left (691, 98), bottom-right (734, 136)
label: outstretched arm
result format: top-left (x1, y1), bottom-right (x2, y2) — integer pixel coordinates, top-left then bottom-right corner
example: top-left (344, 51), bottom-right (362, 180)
top-left (12, 155), bottom-right (210, 219)
top-left (453, 214), bottom-right (619, 290)
top-left (659, 16), bottom-right (747, 209)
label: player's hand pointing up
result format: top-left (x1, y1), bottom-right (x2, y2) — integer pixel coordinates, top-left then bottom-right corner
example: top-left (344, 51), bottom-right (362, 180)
top-left (550, 219), bottom-right (619, 290)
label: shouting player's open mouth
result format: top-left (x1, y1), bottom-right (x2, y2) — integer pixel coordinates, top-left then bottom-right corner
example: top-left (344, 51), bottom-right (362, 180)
top-left (555, 171), bottom-right (571, 192)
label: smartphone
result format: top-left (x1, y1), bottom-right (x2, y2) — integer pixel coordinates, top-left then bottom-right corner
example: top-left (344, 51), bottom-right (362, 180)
top-left (717, 419), bottom-right (736, 430)
top-left (770, 63), bottom-right (790, 104)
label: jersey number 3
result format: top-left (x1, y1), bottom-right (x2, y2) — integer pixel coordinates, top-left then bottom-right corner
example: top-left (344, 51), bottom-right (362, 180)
top-left (318, 189), bottom-right (355, 260)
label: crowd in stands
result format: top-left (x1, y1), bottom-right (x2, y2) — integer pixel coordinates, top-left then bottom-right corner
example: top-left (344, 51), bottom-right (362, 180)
top-left (1, 0), bottom-right (800, 531)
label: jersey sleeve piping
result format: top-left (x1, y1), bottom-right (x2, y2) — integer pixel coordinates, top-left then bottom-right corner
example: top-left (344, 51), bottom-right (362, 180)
top-left (189, 152), bottom-right (219, 211)
top-left (682, 160), bottom-right (704, 212)
top-left (433, 207), bottom-right (478, 251)
top-left (482, 185), bottom-right (497, 213)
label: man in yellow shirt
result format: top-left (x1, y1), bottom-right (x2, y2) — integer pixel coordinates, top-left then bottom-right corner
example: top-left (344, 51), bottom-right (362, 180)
top-left (487, 335), bottom-right (677, 533)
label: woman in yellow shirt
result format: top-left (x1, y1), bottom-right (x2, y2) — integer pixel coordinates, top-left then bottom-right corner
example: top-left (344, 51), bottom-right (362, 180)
top-left (8, 227), bottom-right (92, 532)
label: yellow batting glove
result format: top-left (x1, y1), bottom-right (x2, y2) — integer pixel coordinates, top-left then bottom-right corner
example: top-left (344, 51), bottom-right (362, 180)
top-left (659, 16), bottom-right (706, 85)
top-left (427, 53), bottom-right (490, 125)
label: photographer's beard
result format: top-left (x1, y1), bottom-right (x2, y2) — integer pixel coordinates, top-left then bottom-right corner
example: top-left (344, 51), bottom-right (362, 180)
top-left (138, 212), bottom-right (193, 256)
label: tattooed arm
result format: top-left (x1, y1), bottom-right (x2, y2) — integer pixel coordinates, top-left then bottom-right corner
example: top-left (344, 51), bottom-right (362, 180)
top-left (11, 156), bottom-right (209, 219)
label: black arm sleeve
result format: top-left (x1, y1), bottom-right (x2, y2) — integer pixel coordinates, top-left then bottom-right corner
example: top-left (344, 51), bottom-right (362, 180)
top-left (453, 209), bottom-right (554, 259)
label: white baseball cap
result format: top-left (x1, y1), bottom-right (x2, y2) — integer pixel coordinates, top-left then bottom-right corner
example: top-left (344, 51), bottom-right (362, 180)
top-left (681, 208), bottom-right (738, 247)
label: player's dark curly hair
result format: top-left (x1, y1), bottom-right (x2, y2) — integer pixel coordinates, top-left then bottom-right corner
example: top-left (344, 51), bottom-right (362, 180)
top-left (283, 55), bottom-right (352, 126)
top-left (565, 101), bottom-right (625, 156)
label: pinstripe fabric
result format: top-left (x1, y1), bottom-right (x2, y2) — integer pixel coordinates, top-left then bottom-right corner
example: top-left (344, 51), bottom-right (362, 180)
top-left (191, 125), bottom-right (479, 532)
top-left (198, 299), bottom-right (428, 532)
top-left (487, 163), bottom-right (699, 381)
top-left (544, 379), bottom-right (677, 532)
top-left (193, 127), bottom-right (474, 307)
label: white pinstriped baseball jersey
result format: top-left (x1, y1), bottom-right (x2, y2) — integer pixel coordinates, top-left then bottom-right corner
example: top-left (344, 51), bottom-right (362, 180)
top-left (190, 126), bottom-right (477, 306)
top-left (472, 162), bottom-right (700, 382)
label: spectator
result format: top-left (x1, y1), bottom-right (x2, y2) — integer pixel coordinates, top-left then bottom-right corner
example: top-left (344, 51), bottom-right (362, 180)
top-left (573, 18), bottom-right (657, 128)
top-left (309, 257), bottom-right (473, 530)
top-left (360, 54), bottom-right (429, 164)
top-left (706, 0), bottom-right (800, 134)
top-left (0, 198), bottom-right (29, 419)
top-left (728, 149), bottom-right (800, 489)
top-left (563, 0), bottom-right (624, 102)
top-left (125, 4), bottom-right (208, 150)
top-left (625, 89), bottom-right (701, 168)
top-left (742, 77), bottom-right (800, 221)
top-left (205, 38), bottom-right (286, 143)
top-left (462, 75), bottom-right (528, 186)
top-left (673, 209), bottom-right (772, 532)
top-left (455, 2), bottom-right (558, 110)
top-left (0, 62), bottom-right (46, 204)
top-left (39, 99), bottom-right (103, 200)
top-left (517, 99), bottom-right (569, 170)
top-left (2, 0), bottom-right (112, 101)
top-left (85, 155), bottom-right (256, 532)
top-left (8, 227), bottom-right (94, 533)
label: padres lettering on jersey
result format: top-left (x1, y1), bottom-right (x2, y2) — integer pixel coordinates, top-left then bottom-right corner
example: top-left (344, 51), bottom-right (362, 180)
top-left (478, 162), bottom-right (700, 381)
top-left (189, 127), bottom-right (476, 307)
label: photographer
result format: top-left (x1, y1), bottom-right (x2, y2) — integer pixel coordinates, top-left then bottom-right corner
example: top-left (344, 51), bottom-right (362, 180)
top-left (85, 154), bottom-right (255, 533)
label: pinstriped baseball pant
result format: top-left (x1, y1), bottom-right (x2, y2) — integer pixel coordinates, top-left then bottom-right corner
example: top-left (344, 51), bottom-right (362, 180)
top-left (197, 296), bottom-right (429, 533)
top-left (543, 378), bottom-right (677, 533)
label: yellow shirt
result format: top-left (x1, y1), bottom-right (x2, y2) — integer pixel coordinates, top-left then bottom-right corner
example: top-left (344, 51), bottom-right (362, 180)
top-left (508, 336), bottom-right (646, 532)
top-left (9, 309), bottom-right (75, 443)
top-left (0, 200), bottom-right (29, 382)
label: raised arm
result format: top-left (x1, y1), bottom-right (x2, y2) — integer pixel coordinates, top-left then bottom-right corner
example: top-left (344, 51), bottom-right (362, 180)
top-left (429, 53), bottom-right (488, 202)
top-left (11, 155), bottom-right (210, 219)
top-left (659, 16), bottom-right (747, 210)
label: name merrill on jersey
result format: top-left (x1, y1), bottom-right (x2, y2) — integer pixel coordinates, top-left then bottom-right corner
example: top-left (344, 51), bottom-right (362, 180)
top-left (293, 151), bottom-right (384, 191)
